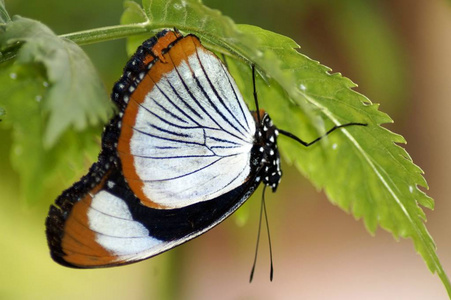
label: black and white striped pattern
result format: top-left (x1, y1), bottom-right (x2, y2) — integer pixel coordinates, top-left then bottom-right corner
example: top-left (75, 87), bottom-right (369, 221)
top-left (124, 47), bottom-right (256, 208)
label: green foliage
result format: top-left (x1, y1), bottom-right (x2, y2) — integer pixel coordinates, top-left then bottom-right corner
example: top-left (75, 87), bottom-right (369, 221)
top-left (0, 0), bottom-right (449, 295)
top-left (0, 0), bottom-right (10, 24)
top-left (0, 64), bottom-right (102, 203)
top-left (0, 17), bottom-right (113, 147)
top-left (0, 13), bottom-right (111, 203)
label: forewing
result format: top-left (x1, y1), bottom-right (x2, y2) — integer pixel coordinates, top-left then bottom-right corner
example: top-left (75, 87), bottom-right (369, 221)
top-left (118, 35), bottom-right (256, 209)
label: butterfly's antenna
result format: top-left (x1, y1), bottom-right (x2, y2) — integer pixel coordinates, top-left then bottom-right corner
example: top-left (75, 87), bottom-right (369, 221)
top-left (252, 65), bottom-right (261, 125)
top-left (250, 184), bottom-right (266, 282)
top-left (262, 187), bottom-right (274, 281)
top-left (278, 123), bottom-right (367, 147)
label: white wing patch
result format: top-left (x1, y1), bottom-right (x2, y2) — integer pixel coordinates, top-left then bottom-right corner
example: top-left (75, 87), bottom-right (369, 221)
top-left (87, 186), bottom-right (242, 263)
top-left (88, 191), bottom-right (163, 256)
top-left (125, 47), bottom-right (256, 208)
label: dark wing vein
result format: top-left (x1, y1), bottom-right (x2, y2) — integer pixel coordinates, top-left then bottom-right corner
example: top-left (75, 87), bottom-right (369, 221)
top-left (218, 62), bottom-right (251, 132)
top-left (141, 156), bottom-right (225, 182)
top-left (139, 150), bottom-right (245, 183)
top-left (190, 58), bottom-right (246, 139)
top-left (175, 40), bottom-right (250, 144)
top-left (151, 97), bottom-right (190, 125)
top-left (212, 155), bottom-right (250, 194)
top-left (166, 75), bottom-right (203, 120)
top-left (194, 47), bottom-right (249, 136)
top-left (149, 123), bottom-right (190, 138)
top-left (208, 136), bottom-right (241, 145)
top-left (130, 127), bottom-right (204, 147)
top-left (147, 72), bottom-right (201, 126)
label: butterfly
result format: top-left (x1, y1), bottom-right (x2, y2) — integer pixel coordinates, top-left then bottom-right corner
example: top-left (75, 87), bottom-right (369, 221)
top-left (46, 29), bottom-right (365, 268)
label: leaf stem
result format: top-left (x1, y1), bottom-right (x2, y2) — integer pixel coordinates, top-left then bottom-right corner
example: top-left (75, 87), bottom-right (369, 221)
top-left (1, 21), bottom-right (244, 64)
top-left (0, 22), bottom-right (159, 64)
top-left (59, 22), bottom-right (244, 61)
top-left (0, 23), bottom-right (152, 64)
top-left (59, 22), bottom-right (150, 45)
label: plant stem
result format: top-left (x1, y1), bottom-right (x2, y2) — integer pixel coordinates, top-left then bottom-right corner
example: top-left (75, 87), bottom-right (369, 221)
top-left (60, 23), bottom-right (150, 45)
top-left (0, 22), bottom-right (242, 64)
top-left (0, 23), bottom-right (154, 64)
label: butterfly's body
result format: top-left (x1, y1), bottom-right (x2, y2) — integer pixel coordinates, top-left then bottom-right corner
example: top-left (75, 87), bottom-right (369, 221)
top-left (46, 30), bottom-right (281, 268)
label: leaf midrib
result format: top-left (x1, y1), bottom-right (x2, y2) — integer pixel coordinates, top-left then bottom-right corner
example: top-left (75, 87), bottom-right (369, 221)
top-left (301, 91), bottom-right (442, 272)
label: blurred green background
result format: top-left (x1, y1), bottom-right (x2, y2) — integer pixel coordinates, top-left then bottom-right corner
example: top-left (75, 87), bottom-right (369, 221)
top-left (1, 0), bottom-right (451, 299)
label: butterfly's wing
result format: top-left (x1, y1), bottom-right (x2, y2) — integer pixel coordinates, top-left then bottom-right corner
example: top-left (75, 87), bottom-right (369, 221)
top-left (117, 32), bottom-right (256, 209)
top-left (46, 30), bottom-right (260, 268)
top-left (46, 149), bottom-right (259, 268)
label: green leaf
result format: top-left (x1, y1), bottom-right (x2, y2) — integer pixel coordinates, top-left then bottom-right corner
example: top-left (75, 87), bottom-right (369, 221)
top-left (0, 14), bottom-right (112, 203)
top-left (0, 65), bottom-right (45, 202)
top-left (0, 0), bottom-right (10, 24)
top-left (121, 0), bottom-right (151, 55)
top-left (121, 0), bottom-right (449, 293)
top-left (0, 16), bottom-right (112, 147)
top-left (0, 64), bottom-right (102, 204)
